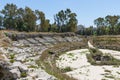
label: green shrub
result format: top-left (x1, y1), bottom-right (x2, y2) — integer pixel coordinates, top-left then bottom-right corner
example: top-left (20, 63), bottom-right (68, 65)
top-left (4, 32), bottom-right (8, 36)
top-left (21, 72), bottom-right (27, 77)
top-left (12, 34), bottom-right (17, 40)
top-left (62, 67), bottom-right (72, 72)
top-left (10, 54), bottom-right (15, 59)
top-left (105, 75), bottom-right (114, 79)
top-left (10, 59), bottom-right (14, 63)
top-left (28, 65), bottom-right (38, 68)
top-left (67, 53), bottom-right (74, 57)
top-left (104, 70), bottom-right (111, 73)
top-left (90, 48), bottom-right (97, 53)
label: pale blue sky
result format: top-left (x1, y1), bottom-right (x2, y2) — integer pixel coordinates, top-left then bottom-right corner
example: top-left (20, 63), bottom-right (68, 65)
top-left (0, 0), bottom-right (120, 27)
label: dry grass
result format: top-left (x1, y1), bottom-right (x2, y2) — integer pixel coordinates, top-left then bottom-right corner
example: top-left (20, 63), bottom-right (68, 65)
top-left (92, 36), bottom-right (120, 51)
top-left (0, 30), bottom-right (11, 47)
top-left (0, 55), bottom-right (4, 59)
top-left (0, 52), bottom-right (5, 60)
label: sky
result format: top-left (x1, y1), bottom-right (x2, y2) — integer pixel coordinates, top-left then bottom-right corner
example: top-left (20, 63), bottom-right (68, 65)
top-left (0, 0), bottom-right (120, 27)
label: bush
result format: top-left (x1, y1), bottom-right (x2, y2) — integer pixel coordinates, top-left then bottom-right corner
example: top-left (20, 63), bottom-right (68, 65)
top-left (21, 72), bottom-right (27, 77)
top-left (10, 54), bottom-right (15, 59)
top-left (10, 59), bottom-right (14, 63)
top-left (86, 54), bottom-right (96, 65)
top-left (62, 67), bottom-right (72, 72)
top-left (4, 32), bottom-right (8, 36)
top-left (90, 48), bottom-right (97, 53)
top-left (28, 65), bottom-right (38, 68)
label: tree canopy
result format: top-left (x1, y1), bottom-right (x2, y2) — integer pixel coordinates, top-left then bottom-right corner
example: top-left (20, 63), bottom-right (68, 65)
top-left (54, 9), bottom-right (78, 32)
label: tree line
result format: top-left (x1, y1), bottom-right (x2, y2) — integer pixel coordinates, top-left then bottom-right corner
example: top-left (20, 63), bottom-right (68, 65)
top-left (77, 15), bottom-right (120, 35)
top-left (0, 3), bottom-right (77, 32)
top-left (0, 3), bottom-right (120, 35)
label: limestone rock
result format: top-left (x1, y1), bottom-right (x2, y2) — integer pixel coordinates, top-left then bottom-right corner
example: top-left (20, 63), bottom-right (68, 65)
top-left (10, 68), bottom-right (21, 78)
top-left (12, 62), bottom-right (28, 72)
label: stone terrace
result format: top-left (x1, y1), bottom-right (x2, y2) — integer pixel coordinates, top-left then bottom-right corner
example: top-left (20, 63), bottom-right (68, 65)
top-left (0, 32), bottom-right (84, 80)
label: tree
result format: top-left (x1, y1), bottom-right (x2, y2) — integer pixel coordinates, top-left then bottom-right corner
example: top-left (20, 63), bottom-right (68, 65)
top-left (35, 10), bottom-right (50, 32)
top-left (0, 15), bottom-right (3, 26)
top-left (16, 8), bottom-right (26, 31)
top-left (54, 8), bottom-right (78, 32)
top-left (67, 13), bottom-right (78, 32)
top-left (115, 23), bottom-right (120, 34)
top-left (1, 3), bottom-right (18, 30)
top-left (94, 17), bottom-right (106, 35)
top-left (105, 15), bottom-right (120, 34)
top-left (50, 23), bottom-right (58, 32)
top-left (23, 7), bottom-right (37, 31)
top-left (45, 19), bottom-right (50, 32)
top-left (77, 25), bottom-right (85, 35)
top-left (84, 26), bottom-right (94, 35)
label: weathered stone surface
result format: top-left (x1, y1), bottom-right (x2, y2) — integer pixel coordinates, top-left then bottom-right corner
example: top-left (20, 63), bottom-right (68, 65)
top-left (19, 65), bottom-right (28, 72)
top-left (10, 68), bottom-right (21, 78)
top-left (27, 38), bottom-right (39, 44)
top-left (28, 72), bottom-right (38, 78)
top-left (15, 54), bottom-right (27, 61)
top-left (53, 36), bottom-right (67, 42)
top-left (12, 62), bottom-right (28, 72)
top-left (43, 37), bottom-right (57, 43)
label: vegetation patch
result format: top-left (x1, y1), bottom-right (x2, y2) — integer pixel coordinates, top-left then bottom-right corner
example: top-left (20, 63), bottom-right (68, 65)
top-left (87, 47), bottom-right (120, 65)
top-left (93, 36), bottom-right (120, 51)
top-left (21, 72), bottom-right (27, 77)
top-left (105, 75), bottom-right (114, 79)
top-left (28, 65), bottom-right (38, 68)
top-left (61, 67), bottom-right (72, 72)
top-left (9, 54), bottom-right (15, 59)
top-left (67, 53), bottom-right (74, 57)
top-left (104, 70), bottom-right (111, 73)
top-left (37, 42), bottom-right (87, 80)
top-left (81, 50), bottom-right (89, 54)
top-left (10, 59), bottom-right (14, 63)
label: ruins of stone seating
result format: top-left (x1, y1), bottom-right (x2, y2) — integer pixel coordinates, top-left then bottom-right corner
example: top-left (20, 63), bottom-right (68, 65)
top-left (0, 32), bottom-right (84, 80)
